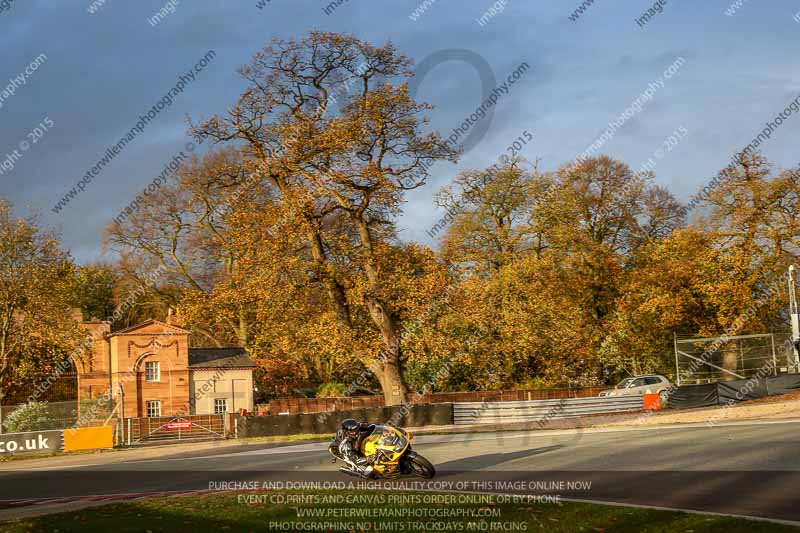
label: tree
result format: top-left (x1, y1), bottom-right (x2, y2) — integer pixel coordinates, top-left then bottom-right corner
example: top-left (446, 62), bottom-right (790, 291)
top-left (690, 151), bottom-right (800, 378)
top-left (4, 401), bottom-right (53, 433)
top-left (207, 195), bottom-right (367, 393)
top-left (191, 32), bottom-right (457, 405)
top-left (106, 147), bottom-right (258, 346)
top-left (404, 251), bottom-right (603, 390)
top-left (597, 151), bottom-right (800, 382)
top-left (541, 156), bottom-right (684, 331)
top-left (428, 155), bottom-right (686, 385)
top-left (598, 227), bottom-right (723, 380)
top-left (436, 158), bottom-right (545, 274)
top-left (700, 151), bottom-right (800, 331)
top-left (0, 200), bottom-right (85, 429)
top-left (74, 263), bottom-right (118, 321)
top-left (546, 156), bottom-right (684, 258)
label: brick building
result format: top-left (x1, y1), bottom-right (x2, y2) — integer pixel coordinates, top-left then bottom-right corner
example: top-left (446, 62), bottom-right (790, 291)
top-left (75, 317), bottom-right (255, 417)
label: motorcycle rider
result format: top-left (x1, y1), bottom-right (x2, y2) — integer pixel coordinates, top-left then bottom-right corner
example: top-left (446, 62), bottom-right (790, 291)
top-left (330, 418), bottom-right (377, 478)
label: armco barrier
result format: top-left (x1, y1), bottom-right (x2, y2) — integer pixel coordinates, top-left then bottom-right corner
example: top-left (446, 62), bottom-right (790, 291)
top-left (453, 396), bottom-right (644, 425)
top-left (236, 403), bottom-right (453, 438)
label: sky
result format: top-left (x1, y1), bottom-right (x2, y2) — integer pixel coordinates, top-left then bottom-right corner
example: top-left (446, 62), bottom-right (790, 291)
top-left (1, 0), bottom-right (800, 263)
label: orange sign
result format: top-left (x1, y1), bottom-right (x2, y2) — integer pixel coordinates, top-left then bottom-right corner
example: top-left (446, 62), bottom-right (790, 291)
top-left (643, 393), bottom-right (662, 411)
top-left (63, 426), bottom-right (114, 451)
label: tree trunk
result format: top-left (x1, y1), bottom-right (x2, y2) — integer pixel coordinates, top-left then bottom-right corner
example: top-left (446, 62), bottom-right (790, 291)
top-left (193, 326), bottom-right (224, 348)
top-left (267, 170), bottom-right (352, 330)
top-left (380, 356), bottom-right (407, 406)
top-left (352, 220), bottom-right (409, 406)
top-left (0, 348), bottom-right (7, 435)
top-left (721, 346), bottom-right (739, 382)
top-left (369, 345), bottom-right (407, 407)
top-left (306, 226), bottom-right (351, 329)
top-left (237, 305), bottom-right (249, 347)
top-left (0, 388), bottom-right (5, 435)
top-left (364, 298), bottom-right (408, 406)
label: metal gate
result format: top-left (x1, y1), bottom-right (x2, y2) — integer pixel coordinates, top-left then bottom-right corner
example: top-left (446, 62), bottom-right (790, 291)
top-left (673, 333), bottom-right (788, 385)
top-left (122, 414), bottom-right (227, 445)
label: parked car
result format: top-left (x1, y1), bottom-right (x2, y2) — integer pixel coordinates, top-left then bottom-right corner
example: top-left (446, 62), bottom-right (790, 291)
top-left (599, 374), bottom-right (671, 403)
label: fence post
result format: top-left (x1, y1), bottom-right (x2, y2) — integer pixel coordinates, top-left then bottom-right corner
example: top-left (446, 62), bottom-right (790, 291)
top-left (770, 333), bottom-right (778, 376)
top-left (674, 332), bottom-right (681, 385)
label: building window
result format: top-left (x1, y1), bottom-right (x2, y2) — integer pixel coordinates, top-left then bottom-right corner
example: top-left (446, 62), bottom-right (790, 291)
top-left (214, 398), bottom-right (227, 414)
top-left (145, 361), bottom-right (160, 382)
top-left (146, 400), bottom-right (161, 418)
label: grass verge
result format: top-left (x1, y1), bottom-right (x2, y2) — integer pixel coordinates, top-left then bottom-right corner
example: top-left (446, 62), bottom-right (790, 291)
top-left (1, 490), bottom-right (796, 532)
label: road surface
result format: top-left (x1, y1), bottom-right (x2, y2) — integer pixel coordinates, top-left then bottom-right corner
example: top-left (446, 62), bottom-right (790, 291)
top-left (1, 419), bottom-right (799, 524)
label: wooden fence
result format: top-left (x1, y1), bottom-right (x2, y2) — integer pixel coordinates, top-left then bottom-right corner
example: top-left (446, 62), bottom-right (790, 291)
top-left (260, 386), bottom-right (607, 415)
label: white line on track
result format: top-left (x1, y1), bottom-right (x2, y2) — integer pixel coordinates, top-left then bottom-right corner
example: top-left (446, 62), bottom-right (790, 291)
top-left (7, 417), bottom-right (800, 470)
top-left (118, 417), bottom-right (800, 464)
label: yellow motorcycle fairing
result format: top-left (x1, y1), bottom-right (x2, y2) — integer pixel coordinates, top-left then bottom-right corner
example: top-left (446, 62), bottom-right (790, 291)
top-left (360, 424), bottom-right (410, 478)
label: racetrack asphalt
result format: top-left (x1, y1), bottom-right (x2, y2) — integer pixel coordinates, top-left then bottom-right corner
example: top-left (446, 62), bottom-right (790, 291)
top-left (0, 419), bottom-right (799, 524)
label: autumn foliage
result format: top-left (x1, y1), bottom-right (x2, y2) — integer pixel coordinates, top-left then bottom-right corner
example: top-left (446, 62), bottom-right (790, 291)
top-left (88, 34), bottom-right (800, 403)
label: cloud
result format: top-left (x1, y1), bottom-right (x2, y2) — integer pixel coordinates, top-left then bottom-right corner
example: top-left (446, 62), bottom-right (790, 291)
top-left (0, 1), bottom-right (796, 260)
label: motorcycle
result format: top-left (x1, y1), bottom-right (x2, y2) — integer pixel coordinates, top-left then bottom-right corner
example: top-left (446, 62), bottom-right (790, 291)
top-left (328, 424), bottom-right (436, 479)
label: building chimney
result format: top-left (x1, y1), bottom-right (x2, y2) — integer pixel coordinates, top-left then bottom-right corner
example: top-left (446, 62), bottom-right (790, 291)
top-left (166, 307), bottom-right (181, 326)
top-left (70, 307), bottom-right (84, 322)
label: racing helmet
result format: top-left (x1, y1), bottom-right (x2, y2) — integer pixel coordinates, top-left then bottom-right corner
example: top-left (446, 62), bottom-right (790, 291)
top-left (341, 418), bottom-right (360, 438)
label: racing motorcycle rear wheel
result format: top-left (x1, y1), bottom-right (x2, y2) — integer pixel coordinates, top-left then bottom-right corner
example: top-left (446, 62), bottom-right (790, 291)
top-left (405, 452), bottom-right (436, 478)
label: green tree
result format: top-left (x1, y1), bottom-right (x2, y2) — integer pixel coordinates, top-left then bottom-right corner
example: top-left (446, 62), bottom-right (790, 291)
top-left (74, 263), bottom-right (118, 321)
top-left (0, 200), bottom-right (85, 430)
top-left (436, 158), bottom-right (546, 274)
top-left (4, 401), bottom-right (53, 433)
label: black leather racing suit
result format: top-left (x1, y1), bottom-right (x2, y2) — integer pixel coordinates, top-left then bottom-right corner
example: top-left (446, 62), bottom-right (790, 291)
top-left (330, 422), bottom-right (376, 476)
